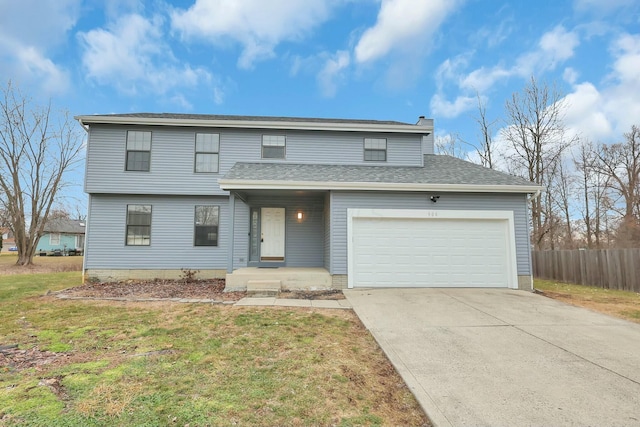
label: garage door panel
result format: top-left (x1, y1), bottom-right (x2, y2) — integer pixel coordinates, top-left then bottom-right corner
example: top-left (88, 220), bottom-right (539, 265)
top-left (351, 215), bottom-right (511, 288)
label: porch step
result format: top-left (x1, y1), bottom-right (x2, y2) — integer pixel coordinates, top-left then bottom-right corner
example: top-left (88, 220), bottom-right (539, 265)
top-left (246, 280), bottom-right (282, 297)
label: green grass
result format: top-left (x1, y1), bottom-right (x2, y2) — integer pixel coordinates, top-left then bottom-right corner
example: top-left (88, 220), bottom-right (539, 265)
top-left (535, 279), bottom-right (640, 322)
top-left (0, 271), bottom-right (428, 426)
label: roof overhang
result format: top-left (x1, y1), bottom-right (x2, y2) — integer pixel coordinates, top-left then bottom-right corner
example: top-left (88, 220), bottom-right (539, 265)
top-left (219, 179), bottom-right (543, 194)
top-left (74, 115), bottom-right (432, 135)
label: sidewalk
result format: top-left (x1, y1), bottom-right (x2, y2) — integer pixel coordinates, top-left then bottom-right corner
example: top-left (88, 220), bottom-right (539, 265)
top-left (235, 297), bottom-right (352, 309)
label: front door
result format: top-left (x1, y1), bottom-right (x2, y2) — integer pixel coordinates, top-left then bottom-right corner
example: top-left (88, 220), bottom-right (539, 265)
top-left (260, 207), bottom-right (285, 261)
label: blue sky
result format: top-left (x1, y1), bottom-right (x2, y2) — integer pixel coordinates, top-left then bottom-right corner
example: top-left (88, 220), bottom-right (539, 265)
top-left (1, 0), bottom-right (639, 209)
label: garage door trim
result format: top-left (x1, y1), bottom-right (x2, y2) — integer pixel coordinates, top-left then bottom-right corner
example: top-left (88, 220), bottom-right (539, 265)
top-left (347, 209), bottom-right (519, 289)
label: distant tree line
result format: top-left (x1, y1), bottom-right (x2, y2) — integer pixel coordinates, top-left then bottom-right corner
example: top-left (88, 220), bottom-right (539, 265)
top-left (436, 76), bottom-right (640, 250)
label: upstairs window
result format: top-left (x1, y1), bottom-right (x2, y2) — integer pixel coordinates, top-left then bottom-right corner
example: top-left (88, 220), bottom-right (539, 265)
top-left (126, 205), bottom-right (151, 246)
top-left (364, 138), bottom-right (387, 161)
top-left (262, 135), bottom-right (286, 159)
top-left (126, 131), bottom-right (151, 171)
top-left (194, 205), bottom-right (219, 246)
top-left (195, 133), bottom-right (220, 173)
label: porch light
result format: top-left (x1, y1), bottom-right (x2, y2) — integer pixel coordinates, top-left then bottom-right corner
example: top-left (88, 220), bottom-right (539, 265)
top-left (297, 211), bottom-right (304, 221)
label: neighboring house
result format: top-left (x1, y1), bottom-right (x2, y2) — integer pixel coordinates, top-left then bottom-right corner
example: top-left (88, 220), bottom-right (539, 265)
top-left (37, 218), bottom-right (86, 255)
top-left (1, 227), bottom-right (15, 252)
top-left (76, 113), bottom-right (542, 290)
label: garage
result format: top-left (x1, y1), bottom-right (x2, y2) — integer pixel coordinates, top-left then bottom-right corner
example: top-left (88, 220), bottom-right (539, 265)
top-left (347, 209), bottom-right (518, 288)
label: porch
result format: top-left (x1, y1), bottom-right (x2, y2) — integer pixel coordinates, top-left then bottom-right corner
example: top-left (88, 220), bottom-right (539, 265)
top-left (225, 267), bottom-right (333, 292)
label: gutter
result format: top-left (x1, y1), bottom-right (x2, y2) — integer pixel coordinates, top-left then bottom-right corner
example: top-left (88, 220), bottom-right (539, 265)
top-left (73, 115), bottom-right (433, 135)
top-left (218, 179), bottom-right (544, 194)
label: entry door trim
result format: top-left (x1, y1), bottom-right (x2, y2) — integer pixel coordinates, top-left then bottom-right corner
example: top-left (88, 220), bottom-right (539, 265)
top-left (260, 207), bottom-right (286, 262)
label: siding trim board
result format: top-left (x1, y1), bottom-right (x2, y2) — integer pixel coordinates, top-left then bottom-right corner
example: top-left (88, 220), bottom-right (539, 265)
top-left (220, 180), bottom-right (541, 193)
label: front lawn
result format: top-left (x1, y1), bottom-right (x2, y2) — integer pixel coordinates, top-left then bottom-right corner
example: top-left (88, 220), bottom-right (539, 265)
top-left (0, 271), bottom-right (429, 426)
top-left (534, 279), bottom-right (640, 323)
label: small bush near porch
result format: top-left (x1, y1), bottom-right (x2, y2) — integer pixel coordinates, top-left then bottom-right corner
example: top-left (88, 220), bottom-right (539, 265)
top-left (0, 270), bottom-right (429, 426)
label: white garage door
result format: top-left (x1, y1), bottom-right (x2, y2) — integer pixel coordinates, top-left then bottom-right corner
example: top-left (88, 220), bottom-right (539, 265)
top-left (349, 210), bottom-right (516, 288)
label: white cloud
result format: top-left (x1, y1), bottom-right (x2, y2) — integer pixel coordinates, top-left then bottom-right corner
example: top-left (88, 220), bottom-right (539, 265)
top-left (434, 53), bottom-right (471, 90)
top-left (430, 93), bottom-right (476, 118)
top-left (171, 0), bottom-right (338, 69)
top-left (539, 26), bottom-right (580, 63)
top-left (459, 66), bottom-right (511, 93)
top-left (563, 67), bottom-right (579, 84)
top-left (317, 50), bottom-right (350, 97)
top-left (0, 0), bottom-right (79, 95)
top-left (530, 33), bottom-right (639, 144)
top-left (78, 14), bottom-right (213, 100)
top-left (432, 25), bottom-right (580, 118)
top-left (562, 82), bottom-right (613, 141)
top-left (354, 0), bottom-right (461, 64)
top-left (0, 0), bottom-right (80, 49)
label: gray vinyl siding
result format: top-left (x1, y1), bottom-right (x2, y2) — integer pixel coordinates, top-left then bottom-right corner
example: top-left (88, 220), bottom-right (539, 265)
top-left (85, 125), bottom-right (425, 195)
top-left (233, 199), bottom-right (250, 268)
top-left (324, 192), bottom-right (331, 271)
top-left (329, 191), bottom-right (531, 276)
top-left (422, 134), bottom-right (435, 155)
top-left (85, 125), bottom-right (221, 195)
top-left (85, 194), bottom-right (229, 270)
top-left (282, 132), bottom-right (421, 166)
top-left (239, 194), bottom-right (325, 267)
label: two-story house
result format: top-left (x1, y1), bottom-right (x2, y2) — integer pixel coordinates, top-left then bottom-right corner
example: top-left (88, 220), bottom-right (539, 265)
top-left (76, 113), bottom-right (541, 291)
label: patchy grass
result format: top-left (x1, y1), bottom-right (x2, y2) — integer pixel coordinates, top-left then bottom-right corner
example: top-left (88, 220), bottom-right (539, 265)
top-left (0, 271), bottom-right (429, 426)
top-left (0, 254), bottom-right (83, 276)
top-left (535, 279), bottom-right (640, 323)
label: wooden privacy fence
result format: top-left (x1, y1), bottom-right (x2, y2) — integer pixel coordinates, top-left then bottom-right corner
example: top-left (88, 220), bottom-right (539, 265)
top-left (532, 249), bottom-right (640, 292)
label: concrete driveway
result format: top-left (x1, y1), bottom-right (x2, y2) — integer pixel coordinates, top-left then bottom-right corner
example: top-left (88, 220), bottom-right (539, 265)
top-left (344, 288), bottom-right (640, 427)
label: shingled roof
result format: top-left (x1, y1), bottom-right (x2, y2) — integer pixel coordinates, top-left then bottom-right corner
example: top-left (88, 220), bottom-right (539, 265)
top-left (82, 112), bottom-right (412, 126)
top-left (219, 155), bottom-right (540, 193)
top-left (42, 218), bottom-right (86, 234)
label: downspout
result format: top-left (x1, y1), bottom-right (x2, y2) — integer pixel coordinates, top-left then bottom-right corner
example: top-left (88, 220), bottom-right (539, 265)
top-left (82, 195), bottom-right (91, 283)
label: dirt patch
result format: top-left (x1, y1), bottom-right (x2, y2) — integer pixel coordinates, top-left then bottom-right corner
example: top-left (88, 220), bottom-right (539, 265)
top-left (59, 279), bottom-right (246, 301)
top-left (0, 346), bottom-right (71, 372)
top-left (279, 289), bottom-right (345, 300)
top-left (538, 290), bottom-right (640, 323)
top-left (0, 257), bottom-right (83, 275)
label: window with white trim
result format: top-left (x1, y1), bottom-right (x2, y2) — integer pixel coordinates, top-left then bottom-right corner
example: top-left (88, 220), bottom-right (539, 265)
top-left (262, 135), bottom-right (286, 159)
top-left (126, 131), bottom-right (151, 171)
top-left (195, 133), bottom-right (220, 173)
top-left (126, 205), bottom-right (151, 246)
top-left (364, 138), bottom-right (387, 162)
top-left (194, 206), bottom-right (219, 246)
top-left (50, 233), bottom-right (61, 245)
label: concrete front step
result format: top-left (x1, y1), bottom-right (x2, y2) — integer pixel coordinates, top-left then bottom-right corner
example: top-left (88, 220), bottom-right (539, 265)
top-left (225, 267), bottom-right (332, 292)
top-left (246, 279), bottom-right (281, 297)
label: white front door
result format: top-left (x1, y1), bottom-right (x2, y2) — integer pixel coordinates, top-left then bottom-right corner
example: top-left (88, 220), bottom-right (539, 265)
top-left (261, 207), bottom-right (285, 261)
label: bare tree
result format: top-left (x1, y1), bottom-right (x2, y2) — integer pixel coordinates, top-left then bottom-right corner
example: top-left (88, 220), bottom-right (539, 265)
top-left (593, 125), bottom-right (640, 246)
top-left (501, 76), bottom-right (576, 249)
top-left (0, 81), bottom-right (83, 265)
top-left (472, 92), bottom-right (497, 169)
top-left (573, 140), bottom-right (613, 248)
top-left (551, 159), bottom-right (576, 248)
top-left (434, 132), bottom-right (468, 160)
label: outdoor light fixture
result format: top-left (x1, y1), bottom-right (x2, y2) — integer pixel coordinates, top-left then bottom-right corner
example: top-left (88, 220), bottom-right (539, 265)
top-left (430, 195), bottom-right (440, 203)
top-left (297, 211), bottom-right (304, 220)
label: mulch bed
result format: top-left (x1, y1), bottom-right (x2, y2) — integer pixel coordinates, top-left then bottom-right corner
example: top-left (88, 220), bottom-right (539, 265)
top-left (279, 289), bottom-right (346, 300)
top-left (59, 279), bottom-right (245, 301)
top-left (56, 279), bottom-right (346, 302)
